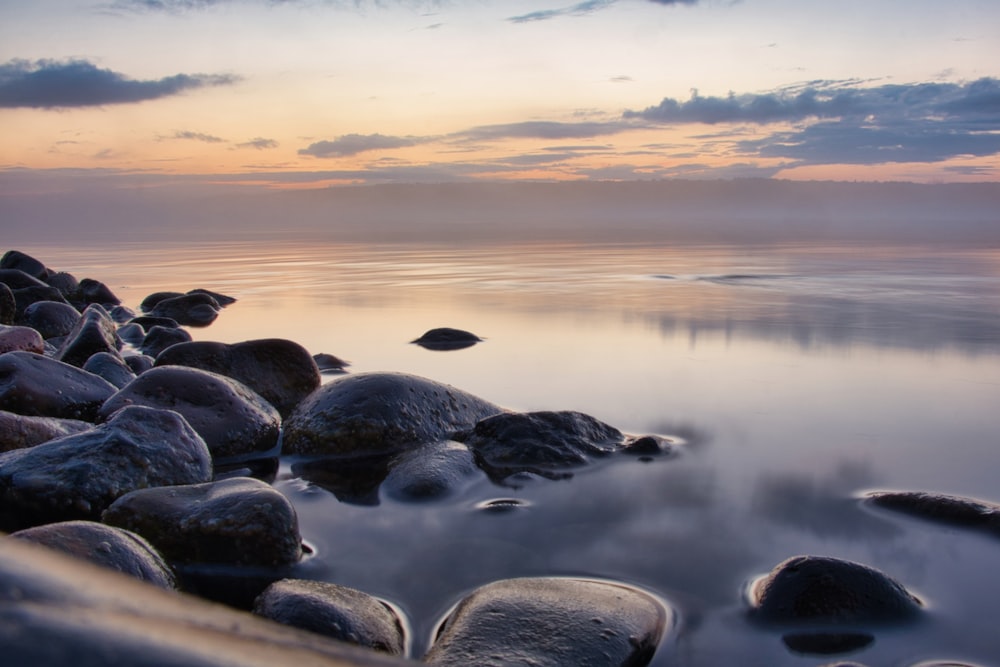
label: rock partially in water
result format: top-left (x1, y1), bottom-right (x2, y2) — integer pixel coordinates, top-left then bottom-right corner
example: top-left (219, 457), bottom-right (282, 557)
top-left (411, 327), bottom-right (482, 351)
top-left (253, 579), bottom-right (406, 655)
top-left (424, 577), bottom-right (669, 667)
top-left (117, 321), bottom-right (146, 346)
top-left (83, 351), bottom-right (137, 389)
top-left (0, 283), bottom-right (14, 325)
top-left (0, 250), bottom-right (49, 279)
top-left (99, 365), bottom-right (281, 461)
top-left (109, 304), bottom-right (137, 324)
top-left (103, 477), bottom-right (302, 568)
top-left (10, 520), bottom-right (175, 590)
top-left (867, 491), bottom-right (1000, 537)
top-left (748, 555), bottom-right (922, 625)
top-left (782, 631), bottom-right (875, 656)
top-left (188, 288), bottom-right (237, 306)
top-left (0, 538), bottom-right (407, 667)
top-left (20, 300), bottom-right (81, 339)
top-left (0, 351), bottom-right (117, 421)
top-left (0, 324), bottom-right (45, 354)
top-left (54, 303), bottom-right (122, 368)
top-left (383, 440), bottom-right (482, 502)
top-left (0, 410), bottom-right (92, 453)
top-left (283, 372), bottom-right (502, 458)
top-left (140, 291), bottom-right (185, 312)
top-left (140, 324), bottom-right (192, 358)
top-left (129, 315), bottom-right (182, 330)
top-left (77, 278), bottom-right (121, 307)
top-left (149, 293), bottom-right (221, 327)
top-left (0, 405), bottom-right (212, 530)
top-left (459, 410), bottom-right (624, 480)
top-left (313, 352), bottom-right (350, 373)
top-left (291, 456), bottom-right (392, 506)
top-left (155, 338), bottom-right (321, 418)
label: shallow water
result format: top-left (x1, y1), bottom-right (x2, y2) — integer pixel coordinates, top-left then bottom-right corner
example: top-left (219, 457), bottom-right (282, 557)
top-left (25, 240), bottom-right (1000, 665)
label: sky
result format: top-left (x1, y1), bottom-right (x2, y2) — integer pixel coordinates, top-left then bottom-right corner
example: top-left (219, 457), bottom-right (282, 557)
top-left (1, 0), bottom-right (999, 194)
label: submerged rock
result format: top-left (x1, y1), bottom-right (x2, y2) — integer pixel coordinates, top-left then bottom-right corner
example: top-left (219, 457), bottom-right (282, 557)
top-left (103, 477), bottom-right (302, 568)
top-left (0, 351), bottom-right (117, 421)
top-left (20, 300), bottom-right (81, 339)
top-left (383, 440), bottom-right (482, 502)
top-left (149, 293), bottom-right (221, 327)
top-left (0, 324), bottom-right (45, 354)
top-left (0, 410), bottom-right (92, 453)
top-left (99, 365), bottom-right (281, 461)
top-left (424, 577), bottom-right (669, 667)
top-left (0, 405), bottom-right (212, 530)
top-left (867, 490), bottom-right (1000, 537)
top-left (411, 327), bottom-right (482, 351)
top-left (313, 352), bottom-right (350, 373)
top-left (11, 520), bottom-right (175, 590)
top-left (54, 303), bottom-right (122, 368)
top-left (283, 372), bottom-right (502, 458)
top-left (253, 579), bottom-right (406, 655)
top-left (77, 278), bottom-right (121, 307)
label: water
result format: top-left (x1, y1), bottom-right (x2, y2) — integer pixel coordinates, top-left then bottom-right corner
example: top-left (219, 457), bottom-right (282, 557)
top-left (22, 240), bottom-right (1000, 665)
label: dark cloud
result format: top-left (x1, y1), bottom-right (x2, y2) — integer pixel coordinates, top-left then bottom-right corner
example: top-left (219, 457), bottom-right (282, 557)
top-left (236, 137), bottom-right (279, 150)
top-left (298, 133), bottom-right (422, 157)
top-left (508, 0), bottom-right (615, 23)
top-left (0, 59), bottom-right (238, 109)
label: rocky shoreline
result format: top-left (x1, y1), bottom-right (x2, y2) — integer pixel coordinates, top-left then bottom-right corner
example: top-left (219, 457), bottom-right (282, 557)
top-left (0, 248), bottom-right (992, 666)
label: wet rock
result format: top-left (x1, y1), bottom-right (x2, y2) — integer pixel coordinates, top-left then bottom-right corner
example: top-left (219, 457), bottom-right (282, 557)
top-left (253, 579), bottom-right (406, 655)
top-left (141, 291), bottom-right (185, 312)
top-left (748, 555), bottom-right (922, 625)
top-left (867, 491), bottom-right (1000, 537)
top-left (188, 288), bottom-right (236, 306)
top-left (424, 577), bottom-right (669, 667)
top-left (0, 250), bottom-right (49, 279)
top-left (109, 305), bottom-right (137, 323)
top-left (0, 351), bottom-right (117, 421)
top-left (124, 353), bottom-right (155, 375)
top-left (129, 315), bottom-right (181, 330)
top-left (156, 338), bottom-right (321, 418)
top-left (0, 410), bottom-right (92, 453)
top-left (55, 304), bottom-right (123, 368)
top-left (383, 440), bottom-right (481, 502)
top-left (411, 327), bottom-right (482, 351)
top-left (103, 477), bottom-right (301, 568)
top-left (622, 435), bottom-right (674, 457)
top-left (20, 300), bottom-right (81, 339)
top-left (83, 351), bottom-right (136, 389)
top-left (459, 410), bottom-right (624, 480)
top-left (0, 283), bottom-right (13, 325)
top-left (782, 631), bottom-right (875, 656)
top-left (313, 352), bottom-right (350, 373)
top-left (291, 456), bottom-right (392, 506)
top-left (13, 285), bottom-right (69, 318)
top-left (0, 405), bottom-right (212, 530)
top-left (117, 321), bottom-right (146, 346)
top-left (10, 520), bottom-right (175, 590)
top-left (140, 324), bottom-right (192, 357)
top-left (44, 270), bottom-right (80, 297)
top-left (99, 365), bottom-right (281, 461)
top-left (283, 372), bottom-right (502, 458)
top-left (0, 267), bottom-right (48, 290)
top-left (0, 538), bottom-right (407, 667)
top-left (0, 324), bottom-right (45, 354)
top-left (77, 278), bottom-right (121, 307)
top-left (149, 293), bottom-right (221, 327)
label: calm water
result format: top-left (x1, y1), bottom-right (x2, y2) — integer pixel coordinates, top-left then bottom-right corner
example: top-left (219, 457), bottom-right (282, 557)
top-left (24, 240), bottom-right (1000, 665)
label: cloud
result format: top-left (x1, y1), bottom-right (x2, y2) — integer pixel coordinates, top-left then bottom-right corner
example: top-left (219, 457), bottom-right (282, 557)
top-left (454, 120), bottom-right (628, 142)
top-left (507, 0), bottom-right (616, 23)
top-left (0, 59), bottom-right (239, 109)
top-left (167, 130), bottom-right (226, 143)
top-left (298, 133), bottom-right (423, 157)
top-left (236, 137), bottom-right (279, 150)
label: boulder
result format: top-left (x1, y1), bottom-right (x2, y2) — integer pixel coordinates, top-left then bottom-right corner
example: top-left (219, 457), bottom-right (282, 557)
top-left (55, 303), bottom-right (122, 368)
top-left (0, 324), bottom-right (45, 354)
top-left (117, 321), bottom-right (147, 346)
top-left (103, 477), bottom-right (301, 568)
top-left (382, 440), bottom-right (481, 502)
top-left (0, 282), bottom-right (13, 325)
top-left (188, 288), bottom-right (236, 306)
top-left (868, 490), bottom-right (1000, 537)
top-left (140, 324), bottom-right (192, 358)
top-left (77, 278), bottom-right (120, 307)
top-left (44, 270), bottom-right (80, 297)
top-left (10, 520), bottom-right (175, 589)
top-left (83, 351), bottom-right (137, 389)
top-left (282, 372), bottom-right (502, 458)
top-left (424, 577), bottom-right (669, 666)
top-left (253, 579), bottom-right (406, 655)
top-left (129, 315), bottom-right (181, 330)
top-left (109, 305), bottom-right (138, 323)
top-left (20, 300), bottom-right (81, 339)
top-left (149, 293), bottom-right (220, 327)
top-left (155, 338), bottom-right (321, 417)
top-left (0, 351), bottom-right (117, 421)
top-left (99, 365), bottom-right (281, 460)
top-left (313, 352), bottom-right (350, 373)
top-left (13, 285), bottom-right (69, 318)
top-left (0, 410), bottom-right (92, 453)
top-left (124, 353), bottom-right (155, 375)
top-left (0, 268), bottom-right (48, 290)
top-left (140, 291), bottom-right (185, 312)
top-left (0, 405), bottom-right (212, 530)
top-left (411, 328), bottom-right (482, 351)
top-left (0, 250), bottom-right (49, 279)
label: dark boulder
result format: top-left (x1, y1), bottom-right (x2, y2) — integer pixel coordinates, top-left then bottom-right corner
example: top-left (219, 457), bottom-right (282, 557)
top-left (188, 288), bottom-right (236, 306)
top-left (55, 304), bottom-right (122, 368)
top-left (13, 285), bottom-right (69, 319)
top-left (124, 353), bottom-right (155, 375)
top-left (20, 300), bottom-right (81, 339)
top-left (0, 405), bottom-right (212, 530)
top-left (99, 366), bottom-right (280, 461)
top-left (11, 520), bottom-right (175, 589)
top-left (140, 324), bottom-right (192, 358)
top-left (0, 410), bottom-right (92, 453)
top-left (44, 270), bottom-right (80, 297)
top-left (424, 577), bottom-right (669, 667)
top-left (868, 490), bottom-right (1000, 537)
top-left (109, 305), bottom-right (137, 323)
top-left (0, 268), bottom-right (48, 290)
top-left (313, 352), bottom-right (350, 373)
top-left (83, 351), bottom-right (136, 389)
top-left (282, 372), bottom-right (502, 458)
top-left (117, 321), bottom-right (146, 346)
top-left (0, 351), bottom-right (117, 421)
top-left (748, 555), bottom-right (922, 626)
top-left (0, 324), bottom-right (45, 354)
top-left (140, 291), bottom-right (185, 312)
top-left (77, 278), bottom-right (120, 307)
top-left (253, 579), bottom-right (406, 655)
top-left (129, 315), bottom-right (181, 330)
top-left (291, 456), bottom-right (392, 507)
top-left (411, 327), bottom-right (482, 351)
top-left (0, 250), bottom-right (49, 279)
top-left (149, 293), bottom-right (221, 327)
top-left (155, 338), bottom-right (321, 418)
top-left (0, 283), bottom-right (13, 325)
top-left (382, 440), bottom-right (481, 502)
top-left (103, 477), bottom-right (301, 568)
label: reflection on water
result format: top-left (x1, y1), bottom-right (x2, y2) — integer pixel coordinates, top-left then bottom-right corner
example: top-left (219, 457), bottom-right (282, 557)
top-left (24, 240), bottom-right (1000, 665)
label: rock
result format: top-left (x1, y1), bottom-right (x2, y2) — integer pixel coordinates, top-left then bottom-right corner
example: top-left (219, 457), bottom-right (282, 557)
top-left (0, 538), bottom-right (407, 667)
top-left (0, 410), bottom-right (92, 453)
top-left (140, 324), bottom-right (192, 358)
top-left (0, 405), bottom-right (212, 530)
top-left (0, 250), bottom-right (49, 279)
top-left (99, 366), bottom-right (281, 461)
top-left (117, 321), bottom-right (147, 346)
top-left (0, 324), bottom-right (45, 354)
top-left (253, 579), bottom-right (406, 655)
top-left (10, 520), bottom-right (175, 589)
top-left (44, 270), bottom-right (80, 297)
top-left (382, 440), bottom-right (481, 502)
top-left (77, 278), bottom-right (121, 307)
top-left (411, 328), bottom-right (482, 351)
top-left (424, 577), bottom-right (669, 667)
top-left (0, 267), bottom-right (48, 290)
top-left (155, 338), bottom-right (321, 418)
top-left (188, 288), bottom-right (236, 306)
top-left (141, 291), bottom-right (185, 312)
top-left (124, 353), bottom-right (155, 375)
top-left (748, 555), bottom-right (922, 625)
top-left (55, 304), bottom-right (123, 368)
top-left (291, 456), bottom-right (392, 506)
top-left (20, 300), bottom-right (81, 339)
top-left (103, 477), bottom-right (301, 568)
top-left (13, 285), bottom-right (69, 318)
top-left (109, 305), bottom-right (137, 323)
top-left (129, 315), bottom-right (181, 330)
top-left (313, 352), bottom-right (350, 373)
top-left (282, 372), bottom-right (502, 458)
top-left (622, 435), bottom-right (674, 457)
top-left (149, 293), bottom-right (221, 327)
top-left (83, 351), bottom-right (137, 389)
top-left (782, 631), bottom-right (874, 656)
top-left (0, 351), bottom-right (117, 421)
top-left (0, 283), bottom-right (14, 325)
top-left (459, 410), bottom-right (624, 480)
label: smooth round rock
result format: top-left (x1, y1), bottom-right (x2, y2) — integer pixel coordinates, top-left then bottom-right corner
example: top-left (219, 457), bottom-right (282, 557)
top-left (282, 372), bottom-right (502, 458)
top-left (0, 410), bottom-right (92, 453)
top-left (149, 293), bottom-right (220, 327)
top-left (77, 278), bottom-right (120, 307)
top-left (253, 579), bottom-right (405, 655)
top-left (124, 353), bottom-right (155, 375)
top-left (116, 321), bottom-right (146, 346)
top-left (411, 328), bottom-right (482, 351)
top-left (0, 268), bottom-right (48, 290)
top-left (83, 351), bottom-right (136, 389)
top-left (55, 304), bottom-right (122, 368)
top-left (11, 520), bottom-right (175, 589)
top-left (0, 405), bottom-right (212, 530)
top-left (20, 300), bottom-right (81, 339)
top-left (13, 285), bottom-right (68, 318)
top-left (99, 365), bottom-right (281, 460)
top-left (44, 270), bottom-right (80, 297)
top-left (424, 577), bottom-right (669, 667)
top-left (0, 351), bottom-right (117, 421)
top-left (103, 477), bottom-right (301, 567)
top-left (140, 291), bottom-right (185, 312)
top-left (0, 250), bottom-right (49, 279)
top-left (383, 440), bottom-right (481, 502)
top-left (140, 324), bottom-right (192, 358)
top-left (0, 324), bottom-right (45, 354)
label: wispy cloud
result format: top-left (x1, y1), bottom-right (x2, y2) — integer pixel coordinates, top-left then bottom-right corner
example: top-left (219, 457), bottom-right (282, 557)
top-left (0, 59), bottom-right (238, 109)
top-left (507, 0), bottom-right (697, 23)
top-left (299, 133), bottom-right (423, 157)
top-left (454, 120), bottom-right (630, 142)
top-left (236, 137), bottom-right (279, 150)
top-left (166, 130), bottom-right (226, 143)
